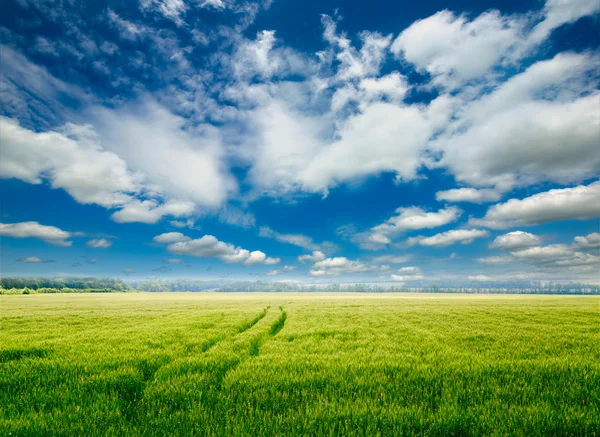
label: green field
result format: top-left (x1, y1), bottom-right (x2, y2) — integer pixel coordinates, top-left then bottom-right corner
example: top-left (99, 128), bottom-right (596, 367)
top-left (1, 293), bottom-right (599, 436)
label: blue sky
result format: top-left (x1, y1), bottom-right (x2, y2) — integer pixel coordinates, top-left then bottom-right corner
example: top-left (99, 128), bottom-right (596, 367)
top-left (0, 0), bottom-right (599, 285)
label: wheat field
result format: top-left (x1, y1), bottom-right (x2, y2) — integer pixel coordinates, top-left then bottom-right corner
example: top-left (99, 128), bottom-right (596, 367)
top-left (1, 293), bottom-right (598, 436)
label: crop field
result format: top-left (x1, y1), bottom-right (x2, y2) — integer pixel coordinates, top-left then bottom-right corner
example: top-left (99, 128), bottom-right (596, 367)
top-left (1, 293), bottom-right (599, 436)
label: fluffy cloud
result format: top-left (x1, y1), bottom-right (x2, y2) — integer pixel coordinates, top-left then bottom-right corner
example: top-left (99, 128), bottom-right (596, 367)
top-left (153, 232), bottom-right (191, 243)
top-left (0, 117), bottom-right (137, 208)
top-left (0, 221), bottom-right (79, 246)
top-left (360, 206), bottom-right (461, 248)
top-left (298, 251), bottom-right (326, 263)
top-left (93, 100), bottom-right (236, 209)
top-left (573, 232), bottom-right (600, 252)
top-left (489, 231), bottom-right (542, 251)
top-left (531, 0), bottom-right (600, 42)
top-left (477, 232), bottom-right (600, 275)
top-left (160, 234), bottom-right (279, 265)
top-left (391, 10), bottom-right (525, 89)
top-left (471, 181), bottom-right (600, 229)
top-left (309, 256), bottom-right (389, 277)
top-left (0, 114), bottom-right (214, 225)
top-left (390, 266), bottom-right (424, 281)
top-left (111, 199), bottom-right (195, 224)
top-left (86, 238), bottom-right (113, 249)
top-left (407, 229), bottom-right (489, 247)
top-left (435, 188), bottom-right (501, 204)
top-left (435, 54), bottom-right (600, 189)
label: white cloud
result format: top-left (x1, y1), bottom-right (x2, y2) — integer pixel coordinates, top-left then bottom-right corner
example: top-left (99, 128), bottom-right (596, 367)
top-left (111, 199), bottom-right (195, 224)
top-left (531, 0), bottom-right (600, 43)
top-left (360, 206), bottom-right (461, 248)
top-left (94, 99), bottom-right (236, 210)
top-left (573, 232), bottom-right (600, 252)
top-left (298, 250), bottom-right (326, 263)
top-left (309, 256), bottom-right (389, 276)
top-left (511, 244), bottom-right (574, 264)
top-left (170, 219), bottom-right (198, 229)
top-left (140, 0), bottom-right (187, 26)
top-left (407, 229), bottom-right (489, 247)
top-left (201, 0), bottom-right (225, 9)
top-left (435, 54), bottom-right (600, 189)
top-left (217, 206), bottom-right (256, 229)
top-left (244, 250), bottom-right (280, 266)
top-left (0, 221), bottom-right (78, 246)
top-left (153, 232), bottom-right (191, 243)
top-left (299, 102), bottom-right (434, 193)
top-left (489, 231), bottom-right (542, 251)
top-left (391, 266), bottom-right (424, 281)
top-left (0, 117), bottom-right (138, 208)
top-left (435, 188), bottom-right (501, 204)
top-left (86, 238), bottom-right (112, 249)
top-left (391, 10), bottom-right (526, 89)
top-left (321, 15), bottom-right (392, 81)
top-left (476, 231), bottom-right (600, 277)
top-left (164, 234), bottom-right (279, 265)
top-left (471, 181), bottom-right (600, 229)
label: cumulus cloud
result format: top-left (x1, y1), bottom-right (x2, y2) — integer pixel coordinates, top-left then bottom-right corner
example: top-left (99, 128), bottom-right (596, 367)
top-left (359, 206), bottom-right (461, 248)
top-left (86, 238), bottom-right (112, 249)
top-left (435, 188), bottom-right (502, 204)
top-left (435, 54), bottom-right (600, 189)
top-left (153, 232), bottom-right (191, 243)
top-left (94, 100), bottom-right (236, 210)
top-left (309, 256), bottom-right (389, 276)
top-left (489, 231), bottom-right (542, 251)
top-left (391, 10), bottom-right (526, 89)
top-left (0, 221), bottom-right (79, 246)
top-left (0, 117), bottom-right (138, 208)
top-left (476, 231), bottom-right (600, 279)
top-left (406, 229), bottom-right (489, 247)
top-left (390, 266), bottom-right (424, 281)
top-left (111, 199), bottom-right (195, 224)
top-left (298, 250), bottom-right (326, 263)
top-left (573, 232), bottom-right (600, 252)
top-left (160, 234), bottom-right (279, 265)
top-left (16, 256), bottom-right (56, 263)
top-left (471, 181), bottom-right (600, 229)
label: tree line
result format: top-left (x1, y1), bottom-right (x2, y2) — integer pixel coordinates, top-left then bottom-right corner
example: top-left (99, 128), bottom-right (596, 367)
top-left (1, 277), bottom-right (598, 295)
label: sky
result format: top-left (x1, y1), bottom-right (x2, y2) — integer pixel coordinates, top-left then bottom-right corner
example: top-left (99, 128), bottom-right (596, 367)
top-left (0, 0), bottom-right (599, 286)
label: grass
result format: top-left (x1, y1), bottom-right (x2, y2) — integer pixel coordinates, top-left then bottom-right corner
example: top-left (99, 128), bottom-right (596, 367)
top-left (1, 292), bottom-right (598, 436)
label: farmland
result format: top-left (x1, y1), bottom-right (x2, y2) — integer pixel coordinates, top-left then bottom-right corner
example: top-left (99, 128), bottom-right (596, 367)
top-left (1, 293), bottom-right (599, 436)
